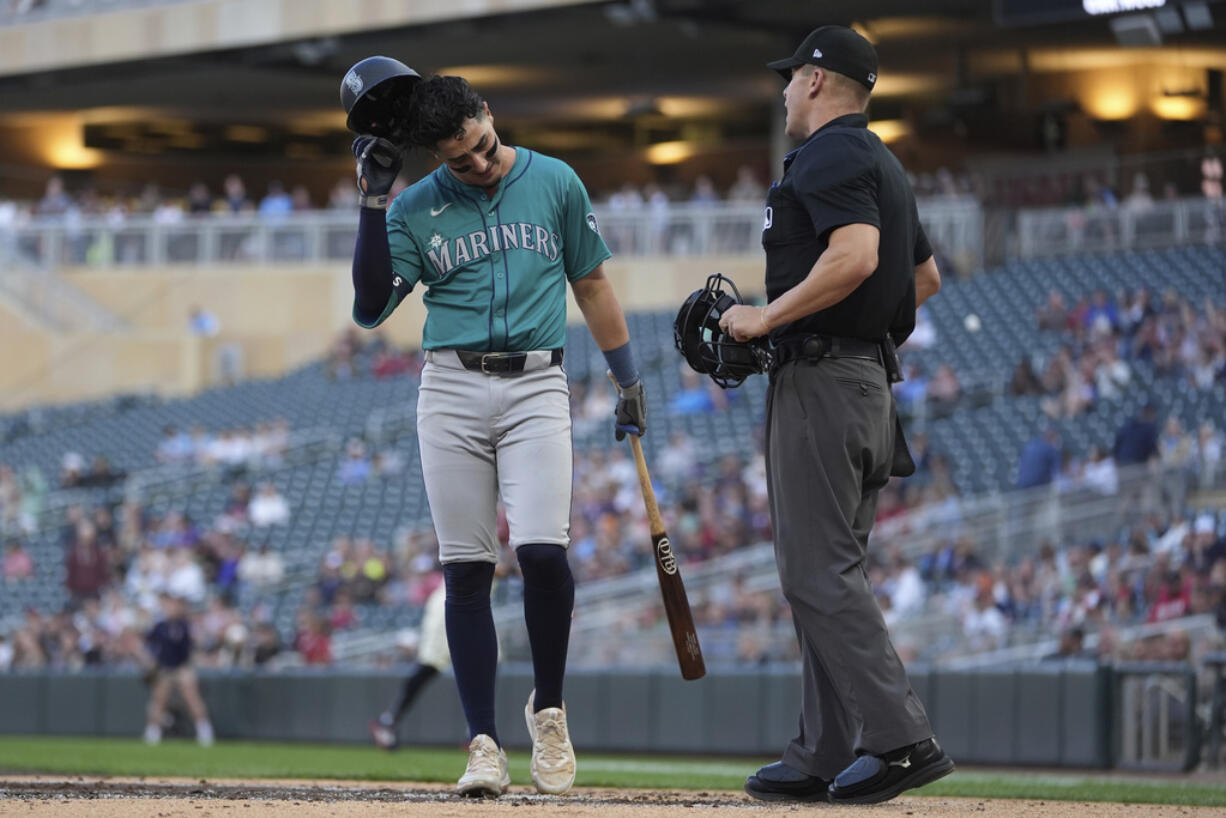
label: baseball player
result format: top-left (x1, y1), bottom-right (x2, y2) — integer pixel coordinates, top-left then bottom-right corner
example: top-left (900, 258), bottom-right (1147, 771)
top-left (141, 592), bottom-right (214, 747)
top-left (344, 63), bottom-right (646, 797)
top-left (718, 27), bottom-right (951, 804)
top-left (369, 582), bottom-right (449, 750)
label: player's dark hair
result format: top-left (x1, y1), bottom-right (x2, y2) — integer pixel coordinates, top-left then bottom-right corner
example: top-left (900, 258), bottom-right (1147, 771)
top-left (405, 75), bottom-right (486, 149)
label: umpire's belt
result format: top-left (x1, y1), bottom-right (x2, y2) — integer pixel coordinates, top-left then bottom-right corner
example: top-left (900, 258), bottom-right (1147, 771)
top-left (771, 334), bottom-right (883, 371)
top-left (427, 348), bottom-right (563, 375)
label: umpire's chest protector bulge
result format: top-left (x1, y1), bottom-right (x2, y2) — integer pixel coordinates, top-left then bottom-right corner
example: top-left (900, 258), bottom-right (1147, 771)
top-left (762, 113), bottom-right (920, 345)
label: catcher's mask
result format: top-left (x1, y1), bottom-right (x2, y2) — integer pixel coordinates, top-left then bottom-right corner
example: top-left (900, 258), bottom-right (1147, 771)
top-left (673, 274), bottom-right (773, 389)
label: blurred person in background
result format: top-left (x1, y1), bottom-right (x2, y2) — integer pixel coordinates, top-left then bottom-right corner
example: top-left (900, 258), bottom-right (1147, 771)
top-left (370, 582), bottom-right (450, 750)
top-left (141, 592), bottom-right (214, 747)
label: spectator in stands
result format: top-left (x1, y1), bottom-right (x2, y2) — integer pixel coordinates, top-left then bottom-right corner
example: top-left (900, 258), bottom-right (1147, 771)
top-left (79, 455), bottom-right (125, 489)
top-left (689, 176), bottom-right (719, 206)
top-left (220, 174), bottom-right (252, 214)
top-left (1008, 357), bottom-right (1044, 396)
top-left (337, 439), bottom-right (373, 484)
top-left (329, 589), bottom-right (359, 631)
top-left (926, 363), bottom-right (962, 418)
top-left (669, 367), bottom-right (726, 415)
top-left (329, 177), bottom-right (357, 210)
top-left (294, 612), bottom-right (332, 665)
top-left (165, 546), bottom-right (206, 604)
top-left (155, 425), bottom-right (194, 465)
top-left (250, 622), bottom-right (283, 667)
top-left (1124, 172), bottom-right (1154, 214)
top-left (186, 182), bottom-right (214, 216)
top-left (1082, 446), bottom-right (1119, 496)
top-left (1114, 403), bottom-right (1161, 466)
top-left (727, 165), bottom-right (766, 203)
top-left (1092, 343), bottom-right (1130, 401)
top-left (1017, 428), bottom-right (1062, 489)
top-left (248, 482), bottom-right (290, 527)
top-left (1146, 570), bottom-right (1191, 623)
top-left (290, 185), bottom-right (313, 211)
top-left (1036, 290), bottom-right (1068, 332)
top-left (258, 181), bottom-right (293, 219)
top-left (238, 543), bottom-right (285, 590)
top-left (1202, 150), bottom-right (1223, 200)
top-left (1195, 421), bottom-right (1222, 487)
top-left (65, 520), bottom-right (112, 604)
top-left (2, 539), bottom-right (33, 581)
top-left (905, 305), bottom-right (936, 350)
top-left (35, 175), bottom-right (72, 218)
top-left (1043, 625), bottom-right (1093, 661)
top-left (961, 572), bottom-right (1008, 651)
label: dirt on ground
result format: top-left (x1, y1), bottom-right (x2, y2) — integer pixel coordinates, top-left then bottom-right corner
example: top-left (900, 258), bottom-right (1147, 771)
top-left (0, 776), bottom-right (1219, 817)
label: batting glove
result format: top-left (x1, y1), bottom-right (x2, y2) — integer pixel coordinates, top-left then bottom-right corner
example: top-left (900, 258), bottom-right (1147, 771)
top-left (352, 135), bottom-right (403, 199)
top-left (613, 377), bottom-right (647, 441)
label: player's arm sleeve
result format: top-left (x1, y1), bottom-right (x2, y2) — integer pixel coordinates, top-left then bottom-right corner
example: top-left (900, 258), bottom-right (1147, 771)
top-left (793, 135), bottom-right (880, 241)
top-left (559, 168), bottom-right (612, 282)
top-left (352, 204), bottom-right (419, 329)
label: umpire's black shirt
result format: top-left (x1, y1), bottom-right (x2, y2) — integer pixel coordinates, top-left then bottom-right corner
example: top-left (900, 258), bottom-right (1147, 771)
top-left (763, 113), bottom-right (930, 346)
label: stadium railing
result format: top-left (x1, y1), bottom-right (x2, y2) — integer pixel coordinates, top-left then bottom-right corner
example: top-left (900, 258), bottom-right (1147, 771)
top-left (0, 200), bottom-right (984, 268)
top-left (1016, 197), bottom-right (1224, 258)
top-left (5, 197), bottom-right (1220, 275)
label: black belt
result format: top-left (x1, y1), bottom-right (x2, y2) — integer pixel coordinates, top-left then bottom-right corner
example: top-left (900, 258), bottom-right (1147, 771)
top-left (455, 348), bottom-right (563, 375)
top-left (771, 334), bottom-right (884, 370)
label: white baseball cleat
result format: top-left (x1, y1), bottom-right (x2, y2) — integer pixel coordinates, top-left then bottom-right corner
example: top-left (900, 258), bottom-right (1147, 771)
top-left (524, 690), bottom-right (576, 795)
top-left (456, 734), bottom-right (510, 798)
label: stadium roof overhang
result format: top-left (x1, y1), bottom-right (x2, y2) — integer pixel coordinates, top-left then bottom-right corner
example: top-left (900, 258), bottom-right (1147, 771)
top-left (0, 0), bottom-right (1223, 172)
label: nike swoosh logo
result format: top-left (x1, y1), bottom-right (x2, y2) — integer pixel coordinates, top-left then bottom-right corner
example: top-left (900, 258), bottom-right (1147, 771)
top-left (430, 203), bottom-right (453, 216)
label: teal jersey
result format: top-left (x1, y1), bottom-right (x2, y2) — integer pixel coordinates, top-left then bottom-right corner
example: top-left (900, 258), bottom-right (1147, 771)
top-left (358, 148), bottom-right (611, 351)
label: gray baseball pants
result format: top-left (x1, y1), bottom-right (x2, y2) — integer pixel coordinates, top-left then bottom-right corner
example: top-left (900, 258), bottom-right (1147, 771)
top-left (765, 354), bottom-right (933, 780)
top-left (416, 350), bottom-right (572, 564)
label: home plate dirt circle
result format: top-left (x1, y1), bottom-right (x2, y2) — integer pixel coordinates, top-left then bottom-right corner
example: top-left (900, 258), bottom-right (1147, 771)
top-left (0, 777), bottom-right (1216, 816)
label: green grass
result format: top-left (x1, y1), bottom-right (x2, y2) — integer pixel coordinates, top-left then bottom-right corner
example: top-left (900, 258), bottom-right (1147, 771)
top-left (1, 737), bottom-right (1224, 806)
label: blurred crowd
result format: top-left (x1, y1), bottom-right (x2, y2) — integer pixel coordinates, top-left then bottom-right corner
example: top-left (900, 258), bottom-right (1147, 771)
top-left (2, 290), bottom-right (1224, 674)
top-left (1007, 287), bottom-right (1226, 421)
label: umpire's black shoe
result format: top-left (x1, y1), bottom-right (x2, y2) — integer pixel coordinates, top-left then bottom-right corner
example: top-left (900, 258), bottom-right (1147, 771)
top-left (828, 738), bottom-right (954, 805)
top-left (744, 761), bottom-right (830, 803)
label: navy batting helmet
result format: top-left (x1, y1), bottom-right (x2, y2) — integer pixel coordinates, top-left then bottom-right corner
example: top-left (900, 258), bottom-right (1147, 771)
top-left (673, 274), bottom-right (773, 389)
top-left (340, 56), bottom-right (421, 139)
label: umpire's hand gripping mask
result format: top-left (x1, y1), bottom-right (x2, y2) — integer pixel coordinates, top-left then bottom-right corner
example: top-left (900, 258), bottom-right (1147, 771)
top-left (673, 274), bottom-right (773, 389)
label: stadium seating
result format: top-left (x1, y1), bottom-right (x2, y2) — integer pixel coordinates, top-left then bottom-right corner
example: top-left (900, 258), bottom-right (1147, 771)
top-left (1, 246), bottom-right (1223, 650)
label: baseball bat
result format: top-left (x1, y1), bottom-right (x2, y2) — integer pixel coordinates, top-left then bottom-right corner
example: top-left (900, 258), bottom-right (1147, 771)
top-left (610, 377), bottom-right (705, 680)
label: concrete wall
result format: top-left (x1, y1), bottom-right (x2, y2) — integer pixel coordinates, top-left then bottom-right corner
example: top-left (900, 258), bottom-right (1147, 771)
top-left (0, 0), bottom-right (601, 78)
top-left (0, 662), bottom-right (1112, 767)
top-left (0, 255), bottom-right (765, 410)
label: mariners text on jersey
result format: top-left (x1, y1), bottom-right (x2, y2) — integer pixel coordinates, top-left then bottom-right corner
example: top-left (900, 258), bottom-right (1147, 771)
top-left (426, 222), bottom-right (561, 279)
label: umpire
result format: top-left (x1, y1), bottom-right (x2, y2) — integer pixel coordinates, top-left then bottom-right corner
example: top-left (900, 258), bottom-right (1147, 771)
top-left (718, 26), bottom-right (950, 804)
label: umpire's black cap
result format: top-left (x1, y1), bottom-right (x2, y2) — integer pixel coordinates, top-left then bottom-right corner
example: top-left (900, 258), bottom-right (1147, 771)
top-left (767, 25), bottom-right (878, 91)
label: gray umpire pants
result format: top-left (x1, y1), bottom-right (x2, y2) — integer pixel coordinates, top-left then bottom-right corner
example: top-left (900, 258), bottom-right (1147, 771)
top-left (765, 354), bottom-right (933, 780)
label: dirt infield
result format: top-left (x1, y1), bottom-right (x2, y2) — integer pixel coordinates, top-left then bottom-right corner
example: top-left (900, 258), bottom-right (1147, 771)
top-left (0, 776), bottom-right (1218, 817)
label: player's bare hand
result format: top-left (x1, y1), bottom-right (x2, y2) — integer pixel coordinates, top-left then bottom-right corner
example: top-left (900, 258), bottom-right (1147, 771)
top-left (719, 305), bottom-right (769, 343)
top-left (613, 376), bottom-right (646, 440)
top-left (353, 135), bottom-right (403, 196)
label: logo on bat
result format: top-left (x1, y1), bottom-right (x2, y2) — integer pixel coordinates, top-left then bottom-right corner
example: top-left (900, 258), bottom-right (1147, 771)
top-left (656, 536), bottom-right (678, 575)
top-left (685, 632), bottom-right (700, 661)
